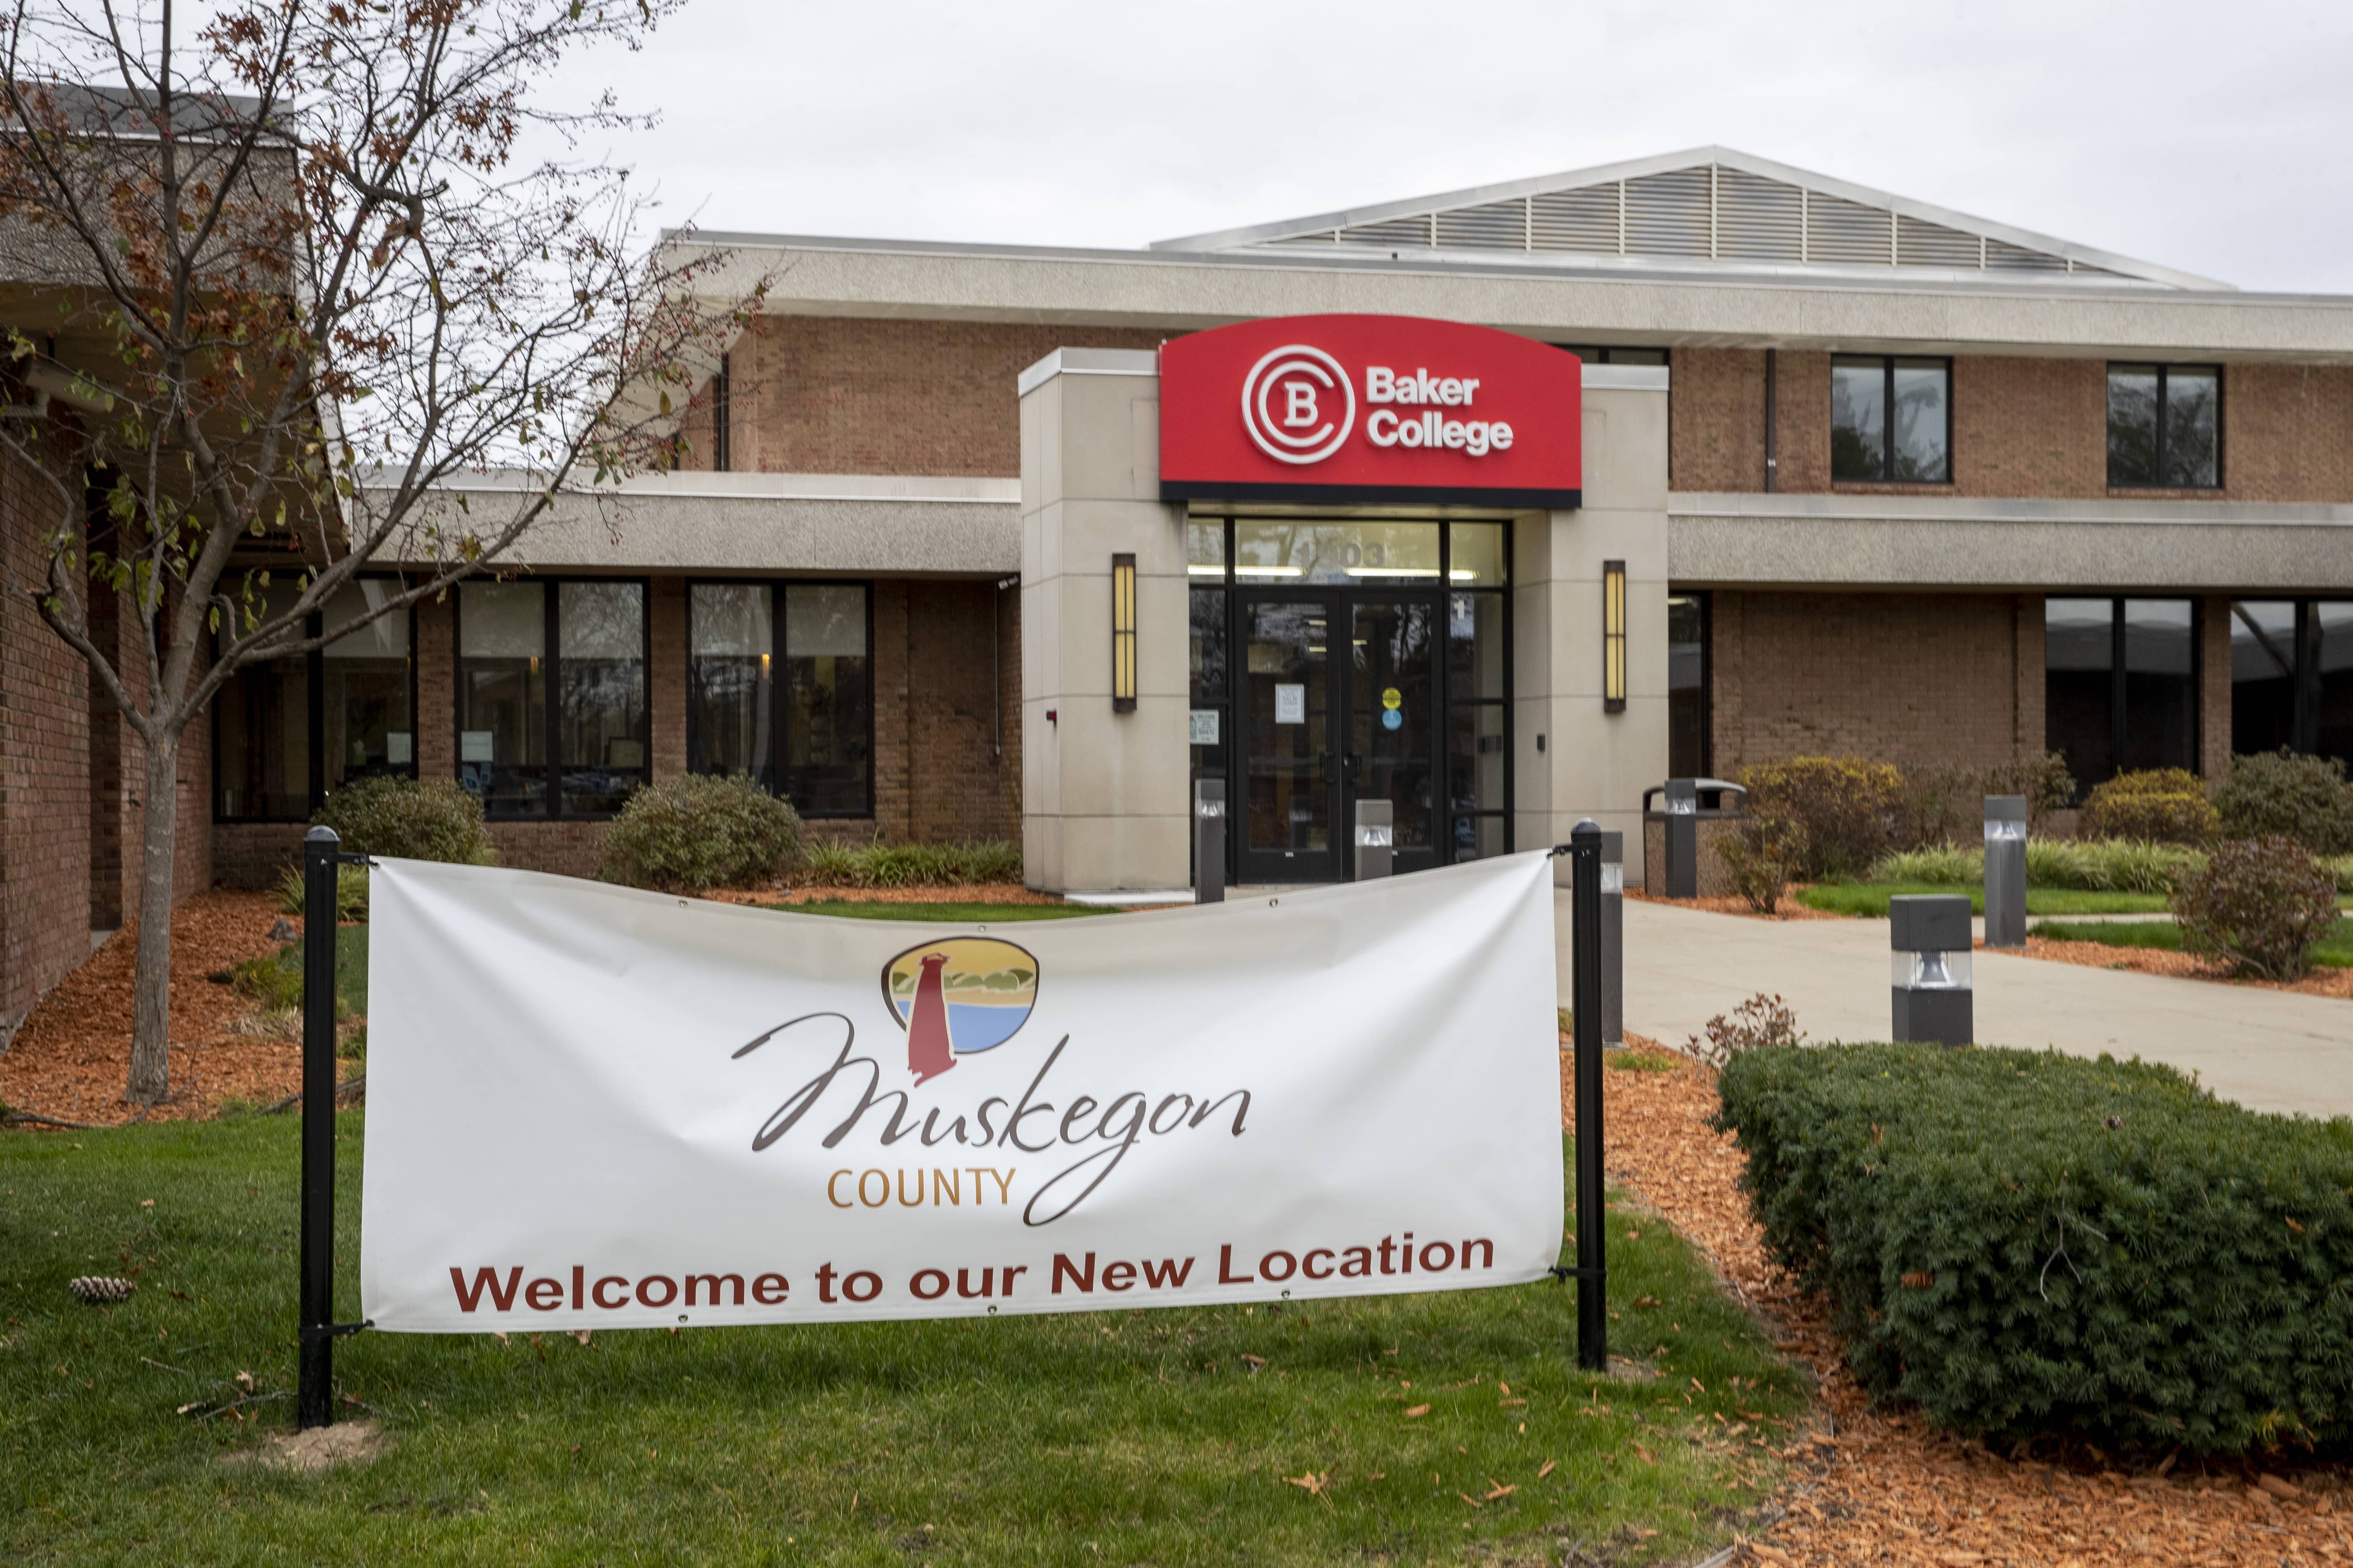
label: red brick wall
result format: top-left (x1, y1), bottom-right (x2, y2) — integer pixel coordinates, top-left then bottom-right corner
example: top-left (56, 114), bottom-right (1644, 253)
top-left (1708, 590), bottom-right (2034, 771)
top-left (1, 446), bottom-right (92, 1036)
top-left (1675, 352), bottom-right (2353, 503)
top-left (674, 317), bottom-right (1169, 477)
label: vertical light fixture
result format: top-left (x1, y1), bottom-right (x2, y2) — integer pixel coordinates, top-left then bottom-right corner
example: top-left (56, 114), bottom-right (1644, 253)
top-left (1602, 559), bottom-right (1627, 713)
top-left (1111, 553), bottom-right (1137, 712)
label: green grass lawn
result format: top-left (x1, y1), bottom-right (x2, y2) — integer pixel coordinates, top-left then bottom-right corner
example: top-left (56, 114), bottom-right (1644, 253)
top-left (1797, 882), bottom-right (2175, 918)
top-left (764, 900), bottom-right (1120, 923)
top-left (0, 1117), bottom-right (1801, 1565)
top-left (2031, 916), bottom-right (2353, 968)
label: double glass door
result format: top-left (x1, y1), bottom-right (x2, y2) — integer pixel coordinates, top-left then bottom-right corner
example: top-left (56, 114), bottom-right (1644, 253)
top-left (1238, 592), bottom-right (1440, 883)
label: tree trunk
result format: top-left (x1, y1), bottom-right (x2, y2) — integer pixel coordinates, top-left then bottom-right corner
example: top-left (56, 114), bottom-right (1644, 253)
top-left (126, 729), bottom-right (181, 1105)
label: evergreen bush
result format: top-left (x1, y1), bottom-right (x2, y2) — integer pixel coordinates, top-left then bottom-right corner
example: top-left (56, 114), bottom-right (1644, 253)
top-left (2078, 768), bottom-right (2217, 845)
top-left (2215, 750), bottom-right (2353, 855)
top-left (597, 773), bottom-right (802, 893)
top-left (2169, 835), bottom-right (2343, 981)
top-left (1717, 1042), bottom-right (2353, 1455)
top-left (313, 776), bottom-right (498, 865)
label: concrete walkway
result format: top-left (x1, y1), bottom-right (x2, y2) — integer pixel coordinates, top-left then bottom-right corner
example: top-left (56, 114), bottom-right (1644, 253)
top-left (1559, 895), bottom-right (2353, 1121)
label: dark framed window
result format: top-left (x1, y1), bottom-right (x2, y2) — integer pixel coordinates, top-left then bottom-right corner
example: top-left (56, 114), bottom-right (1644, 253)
top-left (2108, 364), bottom-right (2220, 488)
top-left (215, 577), bottom-right (417, 822)
top-left (1831, 356), bottom-right (1950, 482)
top-left (2044, 596), bottom-right (2199, 796)
top-left (1667, 591), bottom-right (1710, 778)
top-left (456, 578), bottom-right (649, 819)
top-left (687, 580), bottom-right (872, 818)
top-left (2232, 599), bottom-right (2353, 769)
top-left (1552, 345), bottom-right (1669, 366)
top-left (711, 352), bottom-right (732, 473)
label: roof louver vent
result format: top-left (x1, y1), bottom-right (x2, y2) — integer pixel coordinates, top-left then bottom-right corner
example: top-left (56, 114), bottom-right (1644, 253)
top-left (1529, 186), bottom-right (1619, 253)
top-left (1714, 169), bottom-right (1804, 263)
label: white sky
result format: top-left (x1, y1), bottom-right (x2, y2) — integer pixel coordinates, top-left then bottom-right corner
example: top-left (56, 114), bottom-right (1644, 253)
top-left (547, 0), bottom-right (2353, 295)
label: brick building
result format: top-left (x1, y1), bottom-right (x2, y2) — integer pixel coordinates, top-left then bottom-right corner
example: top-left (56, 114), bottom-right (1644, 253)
top-left (10, 146), bottom-right (2353, 1028)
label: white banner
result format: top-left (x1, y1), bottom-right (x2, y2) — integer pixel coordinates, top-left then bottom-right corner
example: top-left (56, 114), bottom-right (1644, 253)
top-left (360, 853), bottom-right (1565, 1332)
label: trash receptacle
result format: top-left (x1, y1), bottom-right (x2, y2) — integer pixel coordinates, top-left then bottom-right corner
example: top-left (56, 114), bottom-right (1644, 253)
top-left (1641, 778), bottom-right (1748, 899)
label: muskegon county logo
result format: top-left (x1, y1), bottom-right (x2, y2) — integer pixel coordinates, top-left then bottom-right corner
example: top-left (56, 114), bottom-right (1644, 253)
top-left (881, 938), bottom-right (1038, 1085)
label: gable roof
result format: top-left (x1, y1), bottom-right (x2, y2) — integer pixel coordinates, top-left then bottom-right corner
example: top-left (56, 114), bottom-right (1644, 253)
top-left (1151, 146), bottom-right (2227, 292)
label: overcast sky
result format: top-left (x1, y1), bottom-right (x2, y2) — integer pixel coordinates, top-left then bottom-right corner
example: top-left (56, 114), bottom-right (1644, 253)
top-left (548, 0), bottom-right (2353, 295)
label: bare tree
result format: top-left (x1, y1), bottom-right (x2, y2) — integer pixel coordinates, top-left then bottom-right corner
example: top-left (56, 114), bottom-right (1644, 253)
top-left (0, 0), bottom-right (750, 1104)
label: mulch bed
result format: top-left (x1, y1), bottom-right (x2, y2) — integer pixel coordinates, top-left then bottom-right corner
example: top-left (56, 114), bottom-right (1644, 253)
top-left (700, 882), bottom-right (1068, 907)
top-left (0, 891), bottom-right (296, 1127)
top-left (1626, 889), bottom-right (1845, 921)
top-left (1582, 1035), bottom-right (2353, 1565)
top-left (2005, 934), bottom-right (2353, 1002)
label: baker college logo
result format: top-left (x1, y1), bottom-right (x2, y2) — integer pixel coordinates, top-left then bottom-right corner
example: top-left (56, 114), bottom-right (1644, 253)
top-left (881, 938), bottom-right (1039, 1085)
top-left (1241, 344), bottom-right (1354, 465)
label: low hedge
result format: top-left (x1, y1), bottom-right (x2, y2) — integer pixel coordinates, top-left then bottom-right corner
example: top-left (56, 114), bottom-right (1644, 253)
top-left (2079, 767), bottom-right (2218, 845)
top-left (1717, 1042), bottom-right (2353, 1455)
top-left (598, 773), bottom-right (802, 893)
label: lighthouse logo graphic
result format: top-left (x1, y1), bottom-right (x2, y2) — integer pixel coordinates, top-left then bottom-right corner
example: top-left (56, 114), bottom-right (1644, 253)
top-left (880, 937), bottom-right (1040, 1085)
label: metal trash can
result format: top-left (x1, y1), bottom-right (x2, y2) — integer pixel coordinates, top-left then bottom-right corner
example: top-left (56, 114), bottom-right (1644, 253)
top-left (1641, 778), bottom-right (1748, 899)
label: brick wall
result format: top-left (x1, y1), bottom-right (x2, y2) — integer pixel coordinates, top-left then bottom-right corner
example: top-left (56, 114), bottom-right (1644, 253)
top-left (1708, 590), bottom-right (2032, 771)
top-left (674, 317), bottom-right (1169, 477)
top-left (1673, 352), bottom-right (2353, 503)
top-left (1, 446), bottom-right (92, 1039)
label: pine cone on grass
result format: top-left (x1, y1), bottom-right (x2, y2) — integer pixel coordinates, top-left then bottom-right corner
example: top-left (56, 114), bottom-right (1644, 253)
top-left (67, 1276), bottom-right (135, 1305)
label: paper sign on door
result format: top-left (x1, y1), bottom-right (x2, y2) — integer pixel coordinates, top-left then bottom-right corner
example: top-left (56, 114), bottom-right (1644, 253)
top-left (1274, 684), bottom-right (1305, 724)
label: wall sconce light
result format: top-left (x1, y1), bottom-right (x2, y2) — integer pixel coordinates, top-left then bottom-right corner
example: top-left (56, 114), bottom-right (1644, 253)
top-left (1111, 553), bottom-right (1138, 713)
top-left (1602, 559), bottom-right (1627, 713)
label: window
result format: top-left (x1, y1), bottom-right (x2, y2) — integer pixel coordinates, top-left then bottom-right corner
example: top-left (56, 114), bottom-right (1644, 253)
top-left (2232, 599), bottom-right (2353, 769)
top-left (2044, 596), bottom-right (2199, 794)
top-left (687, 581), bottom-right (872, 817)
top-left (1831, 356), bottom-right (1949, 482)
top-left (1553, 345), bottom-right (1669, 366)
top-left (1187, 520), bottom-right (1228, 822)
top-left (711, 353), bottom-right (731, 473)
top-left (1668, 592), bottom-right (1709, 778)
top-left (2108, 364), bottom-right (2220, 488)
top-left (457, 578), bottom-right (648, 819)
top-left (215, 578), bottom-right (416, 822)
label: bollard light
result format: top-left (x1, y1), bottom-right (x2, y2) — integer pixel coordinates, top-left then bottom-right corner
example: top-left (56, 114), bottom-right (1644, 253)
top-left (1354, 798), bottom-right (1394, 881)
top-left (1662, 777), bottom-right (1698, 899)
top-left (1194, 778), bottom-right (1226, 904)
top-left (1983, 796), bottom-right (2027, 949)
top-left (1890, 894), bottom-right (1973, 1047)
top-left (1110, 553), bottom-right (1138, 712)
top-left (1602, 560), bottom-right (1627, 714)
top-left (1599, 830), bottom-right (1624, 1049)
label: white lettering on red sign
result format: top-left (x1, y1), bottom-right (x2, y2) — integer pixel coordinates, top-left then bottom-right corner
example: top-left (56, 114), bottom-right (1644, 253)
top-left (1246, 349), bottom-right (1520, 467)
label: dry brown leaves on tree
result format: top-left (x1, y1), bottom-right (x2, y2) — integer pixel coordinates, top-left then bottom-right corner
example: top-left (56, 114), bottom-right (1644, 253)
top-left (1577, 1035), bottom-right (2353, 1565)
top-left (1, 892), bottom-right (295, 1126)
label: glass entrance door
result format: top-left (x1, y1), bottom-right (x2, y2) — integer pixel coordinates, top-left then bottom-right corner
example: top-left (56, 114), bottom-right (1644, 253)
top-left (1238, 597), bottom-right (1337, 883)
top-left (1345, 598), bottom-right (1441, 877)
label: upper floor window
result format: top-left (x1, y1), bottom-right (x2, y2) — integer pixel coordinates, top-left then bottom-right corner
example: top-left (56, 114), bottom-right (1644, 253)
top-left (1553, 346), bottom-right (1668, 366)
top-left (2108, 364), bottom-right (2219, 488)
top-left (1831, 356), bottom-right (1950, 483)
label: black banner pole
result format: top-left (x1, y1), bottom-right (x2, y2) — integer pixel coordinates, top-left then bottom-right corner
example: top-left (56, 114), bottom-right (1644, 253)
top-left (1568, 819), bottom-right (1607, 1371)
top-left (297, 825), bottom-right (340, 1429)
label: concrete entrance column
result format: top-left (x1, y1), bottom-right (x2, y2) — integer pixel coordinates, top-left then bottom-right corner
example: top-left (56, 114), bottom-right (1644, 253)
top-left (1514, 366), bottom-right (1671, 883)
top-left (1016, 348), bottom-right (1189, 894)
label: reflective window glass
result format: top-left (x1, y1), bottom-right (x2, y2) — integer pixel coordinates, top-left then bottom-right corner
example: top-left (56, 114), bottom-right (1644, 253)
top-left (1233, 519), bottom-right (1441, 584)
top-left (2044, 598), bottom-right (2117, 790)
top-left (558, 582), bottom-right (647, 815)
top-left (2164, 369), bottom-right (2220, 488)
top-left (322, 580), bottom-right (412, 796)
top-left (2109, 364), bottom-right (2221, 488)
top-left (1890, 359), bottom-right (1950, 482)
top-left (2230, 600), bottom-right (2297, 756)
top-left (1448, 522), bottom-right (1507, 586)
top-left (1830, 358), bottom-right (1887, 480)
top-left (2319, 603), bottom-right (2353, 771)
top-left (783, 583), bottom-right (870, 816)
top-left (1668, 593), bottom-right (1708, 778)
top-left (2107, 366), bottom-right (2160, 486)
top-left (2121, 599), bottom-right (2197, 772)
top-left (689, 583), bottom-right (773, 789)
top-left (1187, 518), bottom-right (1226, 580)
top-left (457, 581), bottom-right (548, 818)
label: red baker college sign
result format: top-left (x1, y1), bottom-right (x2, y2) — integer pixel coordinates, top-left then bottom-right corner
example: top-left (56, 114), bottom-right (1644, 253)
top-left (1158, 315), bottom-right (1582, 508)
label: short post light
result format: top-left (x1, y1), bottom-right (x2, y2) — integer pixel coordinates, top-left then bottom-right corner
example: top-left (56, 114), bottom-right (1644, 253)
top-left (1599, 830), bottom-right (1624, 1049)
top-left (1601, 559), bottom-right (1627, 714)
top-left (1662, 777), bottom-right (1698, 899)
top-left (1354, 798), bottom-right (1394, 880)
top-left (1194, 778), bottom-right (1226, 905)
top-left (1890, 894), bottom-right (1973, 1048)
top-left (1983, 795), bottom-right (2027, 949)
top-left (1110, 553), bottom-right (1137, 713)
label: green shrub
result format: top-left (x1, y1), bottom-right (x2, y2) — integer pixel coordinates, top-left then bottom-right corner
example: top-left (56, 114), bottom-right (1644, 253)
top-left (2328, 854), bottom-right (2353, 895)
top-left (2170, 835), bottom-right (2342, 981)
top-left (1867, 845), bottom-right (1981, 885)
top-left (225, 950), bottom-right (303, 1011)
top-left (802, 841), bottom-right (861, 886)
top-left (2079, 768), bottom-right (2217, 845)
top-left (2215, 750), bottom-right (2353, 854)
top-left (1716, 815), bottom-right (1799, 913)
top-left (274, 863), bottom-right (369, 921)
top-left (597, 773), bottom-right (802, 894)
top-left (313, 776), bottom-right (498, 865)
top-left (2024, 836), bottom-right (2202, 894)
top-left (1736, 757), bottom-right (1906, 881)
top-left (799, 838), bottom-right (1024, 888)
top-left (1717, 1041), bottom-right (2353, 1455)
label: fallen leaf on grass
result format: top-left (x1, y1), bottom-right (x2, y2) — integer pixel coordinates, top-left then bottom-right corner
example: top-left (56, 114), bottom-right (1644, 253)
top-left (234, 1370), bottom-right (255, 1392)
top-left (1240, 1354), bottom-right (1266, 1371)
top-left (1404, 1404), bottom-right (1430, 1418)
top-left (1499, 1397), bottom-right (1526, 1407)
top-left (1483, 1479), bottom-right (1517, 1500)
top-left (1632, 1441), bottom-right (1655, 1465)
top-left (1281, 1470), bottom-right (1329, 1496)
top-left (571, 1330), bottom-right (591, 1346)
top-left (1457, 1492), bottom-right (1481, 1508)
top-left (1537, 1458), bottom-right (1556, 1478)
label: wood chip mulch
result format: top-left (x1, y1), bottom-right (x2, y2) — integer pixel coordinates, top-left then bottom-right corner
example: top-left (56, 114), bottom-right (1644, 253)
top-left (699, 882), bottom-right (1069, 908)
top-left (1578, 1034), bottom-right (2353, 1565)
top-left (1625, 889), bottom-right (1846, 921)
top-left (0, 891), bottom-right (297, 1127)
top-left (2005, 934), bottom-right (2353, 1001)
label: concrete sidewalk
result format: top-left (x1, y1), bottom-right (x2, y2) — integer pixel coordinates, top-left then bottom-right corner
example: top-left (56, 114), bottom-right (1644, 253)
top-left (1558, 894), bottom-right (2353, 1121)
